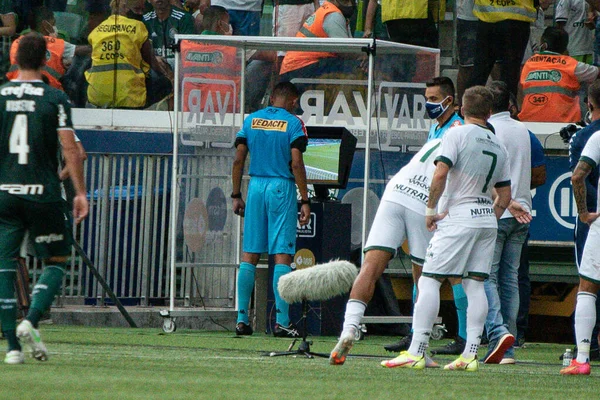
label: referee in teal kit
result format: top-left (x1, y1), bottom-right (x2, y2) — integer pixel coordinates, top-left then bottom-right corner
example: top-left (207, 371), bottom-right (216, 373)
top-left (231, 81), bottom-right (311, 337)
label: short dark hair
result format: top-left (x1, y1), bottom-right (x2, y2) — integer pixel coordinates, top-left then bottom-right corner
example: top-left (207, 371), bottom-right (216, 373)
top-left (588, 80), bottom-right (600, 109)
top-left (272, 81), bottom-right (300, 99)
top-left (462, 86), bottom-right (493, 120)
top-left (426, 76), bottom-right (456, 99)
top-left (31, 6), bottom-right (54, 32)
top-left (487, 80), bottom-right (511, 113)
top-left (541, 27), bottom-right (569, 54)
top-left (203, 6), bottom-right (228, 32)
top-left (16, 33), bottom-right (47, 71)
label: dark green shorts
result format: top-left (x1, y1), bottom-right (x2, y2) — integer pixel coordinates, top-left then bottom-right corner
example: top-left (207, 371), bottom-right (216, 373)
top-left (0, 192), bottom-right (71, 260)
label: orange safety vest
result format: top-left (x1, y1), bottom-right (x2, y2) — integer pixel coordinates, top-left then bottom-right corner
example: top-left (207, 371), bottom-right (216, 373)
top-left (180, 39), bottom-right (241, 113)
top-left (519, 52), bottom-right (581, 123)
top-left (279, 1), bottom-right (341, 75)
top-left (7, 35), bottom-right (66, 90)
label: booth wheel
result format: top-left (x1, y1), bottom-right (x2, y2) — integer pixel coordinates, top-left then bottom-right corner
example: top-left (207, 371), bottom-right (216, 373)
top-left (357, 324), bottom-right (367, 341)
top-left (431, 324), bottom-right (447, 341)
top-left (162, 318), bottom-right (177, 333)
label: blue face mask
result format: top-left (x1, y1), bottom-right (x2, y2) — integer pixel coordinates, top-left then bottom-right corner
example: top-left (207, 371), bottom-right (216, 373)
top-left (425, 96), bottom-right (450, 119)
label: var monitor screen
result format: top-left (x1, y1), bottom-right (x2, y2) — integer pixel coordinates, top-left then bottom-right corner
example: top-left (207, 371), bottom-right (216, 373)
top-left (303, 126), bottom-right (357, 189)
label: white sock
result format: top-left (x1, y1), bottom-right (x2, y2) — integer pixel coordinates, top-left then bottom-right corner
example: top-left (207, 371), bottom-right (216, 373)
top-left (461, 278), bottom-right (487, 359)
top-left (575, 292), bottom-right (597, 363)
top-left (408, 276), bottom-right (441, 356)
top-left (341, 299), bottom-right (367, 337)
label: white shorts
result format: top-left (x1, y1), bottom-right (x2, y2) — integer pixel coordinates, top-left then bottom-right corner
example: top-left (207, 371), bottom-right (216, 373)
top-left (580, 222), bottom-right (600, 284)
top-left (422, 222), bottom-right (497, 279)
top-left (364, 200), bottom-right (432, 266)
top-left (273, 3), bottom-right (316, 56)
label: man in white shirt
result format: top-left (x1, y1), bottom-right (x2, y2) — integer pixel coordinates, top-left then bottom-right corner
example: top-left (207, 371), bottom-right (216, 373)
top-left (381, 86), bottom-right (526, 372)
top-left (482, 81), bottom-right (532, 365)
top-left (556, 0), bottom-right (595, 64)
top-left (211, 0), bottom-right (263, 35)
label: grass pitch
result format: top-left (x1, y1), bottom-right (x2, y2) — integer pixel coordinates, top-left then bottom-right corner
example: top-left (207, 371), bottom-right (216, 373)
top-left (304, 143), bottom-right (340, 174)
top-left (2, 326), bottom-right (596, 400)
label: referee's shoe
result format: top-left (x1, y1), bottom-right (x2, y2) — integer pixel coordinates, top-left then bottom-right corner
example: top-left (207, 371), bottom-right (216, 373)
top-left (273, 323), bottom-right (300, 338)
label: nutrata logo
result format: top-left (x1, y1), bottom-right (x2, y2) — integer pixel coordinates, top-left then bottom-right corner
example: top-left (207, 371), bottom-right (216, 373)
top-left (525, 70), bottom-right (562, 83)
top-left (186, 51), bottom-right (223, 64)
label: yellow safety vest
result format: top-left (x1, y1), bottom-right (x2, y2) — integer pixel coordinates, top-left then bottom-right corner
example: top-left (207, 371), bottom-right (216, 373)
top-left (473, 0), bottom-right (536, 23)
top-left (381, 0), bottom-right (427, 23)
top-left (85, 15), bottom-right (150, 108)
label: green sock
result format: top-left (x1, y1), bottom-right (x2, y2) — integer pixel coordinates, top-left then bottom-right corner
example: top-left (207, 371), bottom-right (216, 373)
top-left (3, 330), bottom-right (20, 352)
top-left (0, 261), bottom-right (20, 351)
top-left (27, 264), bottom-right (65, 328)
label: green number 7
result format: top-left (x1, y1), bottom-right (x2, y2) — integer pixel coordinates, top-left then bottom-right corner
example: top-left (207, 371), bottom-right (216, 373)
top-left (482, 151), bottom-right (497, 192)
top-left (419, 142), bottom-right (441, 163)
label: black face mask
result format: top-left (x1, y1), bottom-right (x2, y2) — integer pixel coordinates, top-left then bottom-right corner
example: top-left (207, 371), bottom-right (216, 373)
top-left (126, 10), bottom-right (143, 21)
top-left (338, 4), bottom-right (356, 19)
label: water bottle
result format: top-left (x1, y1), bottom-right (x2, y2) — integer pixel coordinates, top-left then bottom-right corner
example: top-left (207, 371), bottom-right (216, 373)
top-left (562, 349), bottom-right (573, 367)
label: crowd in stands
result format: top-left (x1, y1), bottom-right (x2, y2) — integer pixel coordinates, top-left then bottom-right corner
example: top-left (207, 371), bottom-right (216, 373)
top-left (1, 0), bottom-right (600, 122)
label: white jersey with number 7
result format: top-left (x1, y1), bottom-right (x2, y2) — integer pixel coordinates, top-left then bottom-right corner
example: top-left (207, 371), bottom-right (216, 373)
top-left (436, 123), bottom-right (511, 228)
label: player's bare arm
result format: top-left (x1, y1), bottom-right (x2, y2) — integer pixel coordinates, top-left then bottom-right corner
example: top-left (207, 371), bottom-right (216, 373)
top-left (531, 164), bottom-right (546, 189)
top-left (59, 137), bottom-right (87, 180)
top-left (425, 161), bottom-right (450, 231)
top-left (291, 148), bottom-right (310, 227)
top-left (507, 200), bottom-right (533, 224)
top-left (492, 186), bottom-right (511, 220)
top-left (494, 186), bottom-right (532, 223)
top-left (59, 129), bottom-right (88, 224)
top-left (572, 160), bottom-right (600, 224)
top-left (231, 144), bottom-right (248, 217)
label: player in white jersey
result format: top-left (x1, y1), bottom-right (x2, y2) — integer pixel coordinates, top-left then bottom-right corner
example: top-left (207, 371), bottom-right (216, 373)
top-left (329, 139), bottom-right (442, 366)
top-left (562, 80), bottom-right (600, 375)
top-left (381, 86), bottom-right (523, 372)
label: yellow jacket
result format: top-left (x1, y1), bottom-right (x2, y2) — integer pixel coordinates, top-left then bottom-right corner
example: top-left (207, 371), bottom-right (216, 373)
top-left (473, 0), bottom-right (536, 23)
top-left (381, 0), bottom-right (427, 23)
top-left (85, 15), bottom-right (149, 108)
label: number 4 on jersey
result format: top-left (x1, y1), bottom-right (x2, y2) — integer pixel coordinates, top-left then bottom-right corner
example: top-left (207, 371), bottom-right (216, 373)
top-left (9, 114), bottom-right (29, 164)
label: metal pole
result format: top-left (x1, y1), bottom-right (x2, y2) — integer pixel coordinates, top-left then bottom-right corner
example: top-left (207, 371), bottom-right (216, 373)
top-left (169, 39), bottom-right (181, 312)
top-left (361, 46), bottom-right (375, 264)
top-left (235, 46), bottom-right (247, 313)
top-left (72, 241), bottom-right (137, 328)
top-left (98, 156), bottom-right (111, 306)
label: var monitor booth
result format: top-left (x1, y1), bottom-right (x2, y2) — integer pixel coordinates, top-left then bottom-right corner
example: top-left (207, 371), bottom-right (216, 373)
top-left (303, 126), bottom-right (358, 202)
top-left (263, 126), bottom-right (357, 336)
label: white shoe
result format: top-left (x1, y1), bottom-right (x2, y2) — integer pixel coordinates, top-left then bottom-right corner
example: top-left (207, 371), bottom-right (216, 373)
top-left (499, 357), bottom-right (516, 365)
top-left (329, 328), bottom-right (357, 365)
top-left (4, 350), bottom-right (25, 365)
top-left (17, 320), bottom-right (48, 361)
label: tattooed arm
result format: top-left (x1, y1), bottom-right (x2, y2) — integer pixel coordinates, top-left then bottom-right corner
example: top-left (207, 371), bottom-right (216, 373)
top-left (572, 160), bottom-right (600, 225)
